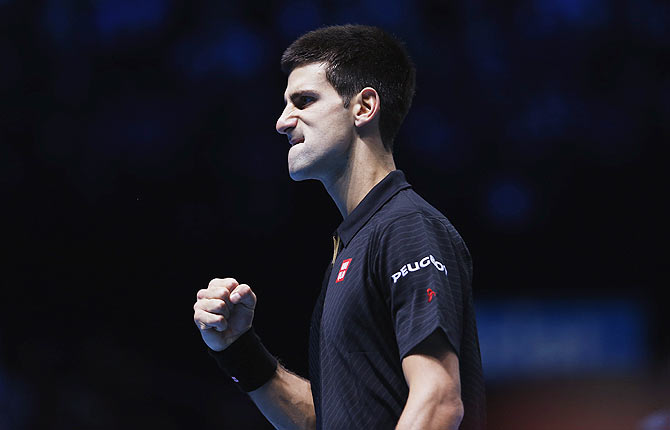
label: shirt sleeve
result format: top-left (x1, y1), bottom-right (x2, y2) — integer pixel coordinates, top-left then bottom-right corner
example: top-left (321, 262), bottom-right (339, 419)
top-left (375, 212), bottom-right (468, 361)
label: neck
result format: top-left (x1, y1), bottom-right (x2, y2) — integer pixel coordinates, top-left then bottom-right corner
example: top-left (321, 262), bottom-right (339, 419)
top-left (322, 137), bottom-right (396, 218)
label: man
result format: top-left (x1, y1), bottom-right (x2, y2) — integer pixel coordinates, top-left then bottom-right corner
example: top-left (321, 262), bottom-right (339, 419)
top-left (193, 25), bottom-right (486, 429)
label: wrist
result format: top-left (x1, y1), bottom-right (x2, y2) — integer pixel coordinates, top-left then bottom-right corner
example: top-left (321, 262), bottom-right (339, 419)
top-left (208, 327), bottom-right (278, 392)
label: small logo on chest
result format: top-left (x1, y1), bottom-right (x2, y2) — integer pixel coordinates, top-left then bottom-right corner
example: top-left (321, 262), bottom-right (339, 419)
top-left (335, 258), bottom-right (352, 283)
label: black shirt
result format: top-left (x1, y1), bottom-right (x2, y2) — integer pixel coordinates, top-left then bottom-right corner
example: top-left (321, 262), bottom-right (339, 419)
top-left (308, 170), bottom-right (486, 430)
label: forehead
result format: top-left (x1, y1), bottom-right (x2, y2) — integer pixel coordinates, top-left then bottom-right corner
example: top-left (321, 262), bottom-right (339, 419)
top-left (284, 63), bottom-right (334, 100)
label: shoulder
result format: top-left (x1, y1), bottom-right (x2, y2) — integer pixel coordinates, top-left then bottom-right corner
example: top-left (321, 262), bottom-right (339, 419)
top-left (376, 189), bottom-right (464, 242)
top-left (366, 188), bottom-right (470, 262)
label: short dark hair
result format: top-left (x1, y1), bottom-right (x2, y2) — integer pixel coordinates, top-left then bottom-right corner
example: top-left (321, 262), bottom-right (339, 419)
top-left (281, 25), bottom-right (416, 151)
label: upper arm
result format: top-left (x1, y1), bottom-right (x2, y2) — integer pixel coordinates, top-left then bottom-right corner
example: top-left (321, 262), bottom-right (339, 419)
top-left (374, 212), bottom-right (468, 425)
top-left (401, 329), bottom-right (463, 412)
top-left (375, 212), bottom-right (466, 361)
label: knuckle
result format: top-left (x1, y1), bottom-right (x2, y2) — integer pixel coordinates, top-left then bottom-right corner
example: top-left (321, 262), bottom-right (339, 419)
top-left (209, 287), bottom-right (224, 299)
top-left (207, 300), bottom-right (220, 312)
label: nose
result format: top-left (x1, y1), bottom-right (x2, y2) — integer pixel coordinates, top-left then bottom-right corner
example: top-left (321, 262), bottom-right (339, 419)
top-left (276, 105), bottom-right (297, 135)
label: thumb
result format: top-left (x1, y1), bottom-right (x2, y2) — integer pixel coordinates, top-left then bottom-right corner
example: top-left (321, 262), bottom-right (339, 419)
top-left (229, 284), bottom-right (256, 310)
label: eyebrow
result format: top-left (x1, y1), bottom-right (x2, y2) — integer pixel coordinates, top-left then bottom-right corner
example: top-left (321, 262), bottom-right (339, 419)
top-left (284, 89), bottom-right (318, 105)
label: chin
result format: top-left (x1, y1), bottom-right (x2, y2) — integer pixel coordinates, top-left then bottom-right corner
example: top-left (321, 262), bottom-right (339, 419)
top-left (288, 170), bottom-right (309, 182)
top-left (288, 164), bottom-right (313, 182)
top-left (287, 146), bottom-right (335, 183)
top-left (288, 152), bottom-right (318, 182)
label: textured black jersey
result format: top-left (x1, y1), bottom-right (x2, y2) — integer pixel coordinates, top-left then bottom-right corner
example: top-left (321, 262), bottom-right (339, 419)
top-left (308, 170), bottom-right (486, 430)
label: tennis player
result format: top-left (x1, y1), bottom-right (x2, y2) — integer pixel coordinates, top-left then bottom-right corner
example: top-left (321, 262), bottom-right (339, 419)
top-left (193, 24), bottom-right (485, 430)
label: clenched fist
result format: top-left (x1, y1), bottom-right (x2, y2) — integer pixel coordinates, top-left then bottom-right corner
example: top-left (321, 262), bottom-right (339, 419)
top-left (193, 278), bottom-right (257, 352)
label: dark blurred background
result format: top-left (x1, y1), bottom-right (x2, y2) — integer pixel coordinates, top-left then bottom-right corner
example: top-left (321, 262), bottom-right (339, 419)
top-left (1, 0), bottom-right (667, 429)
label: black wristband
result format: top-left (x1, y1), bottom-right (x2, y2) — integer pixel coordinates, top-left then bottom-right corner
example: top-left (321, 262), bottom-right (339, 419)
top-left (207, 327), bottom-right (278, 392)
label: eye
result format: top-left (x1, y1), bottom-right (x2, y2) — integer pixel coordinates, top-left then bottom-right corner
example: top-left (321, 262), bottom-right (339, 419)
top-left (296, 95), bottom-right (315, 108)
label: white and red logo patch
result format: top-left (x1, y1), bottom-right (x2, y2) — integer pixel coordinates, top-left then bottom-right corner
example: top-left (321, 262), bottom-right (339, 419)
top-left (335, 258), bottom-right (352, 283)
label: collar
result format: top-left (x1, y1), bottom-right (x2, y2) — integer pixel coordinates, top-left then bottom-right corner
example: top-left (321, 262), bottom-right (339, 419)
top-left (335, 170), bottom-right (412, 248)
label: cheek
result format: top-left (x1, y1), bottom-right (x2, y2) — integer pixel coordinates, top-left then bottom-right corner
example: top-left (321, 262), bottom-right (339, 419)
top-left (320, 109), bottom-right (353, 138)
top-left (302, 104), bottom-right (353, 144)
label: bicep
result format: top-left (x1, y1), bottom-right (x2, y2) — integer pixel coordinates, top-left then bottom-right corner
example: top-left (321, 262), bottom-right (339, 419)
top-left (398, 329), bottom-right (464, 430)
top-left (401, 329), bottom-right (461, 401)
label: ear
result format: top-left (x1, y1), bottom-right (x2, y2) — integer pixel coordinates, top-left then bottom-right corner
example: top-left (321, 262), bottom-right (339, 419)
top-left (353, 87), bottom-right (380, 128)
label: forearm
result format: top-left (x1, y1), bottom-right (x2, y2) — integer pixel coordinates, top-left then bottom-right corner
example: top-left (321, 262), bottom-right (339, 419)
top-left (395, 388), bottom-right (463, 430)
top-left (248, 364), bottom-right (316, 430)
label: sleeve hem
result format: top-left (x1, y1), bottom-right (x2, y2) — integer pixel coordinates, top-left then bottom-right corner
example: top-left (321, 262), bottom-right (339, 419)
top-left (398, 324), bottom-right (460, 362)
